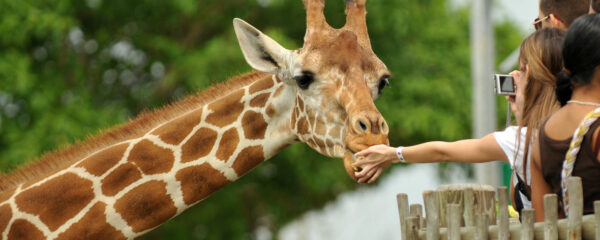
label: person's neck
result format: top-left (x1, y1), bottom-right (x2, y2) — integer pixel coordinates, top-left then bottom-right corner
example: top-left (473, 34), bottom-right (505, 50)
top-left (571, 76), bottom-right (600, 104)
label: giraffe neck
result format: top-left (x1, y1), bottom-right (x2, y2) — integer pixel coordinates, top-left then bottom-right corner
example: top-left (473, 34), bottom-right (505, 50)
top-left (0, 73), bottom-right (297, 239)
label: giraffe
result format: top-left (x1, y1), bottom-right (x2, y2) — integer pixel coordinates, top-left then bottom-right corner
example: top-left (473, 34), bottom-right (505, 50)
top-left (0, 0), bottom-right (391, 239)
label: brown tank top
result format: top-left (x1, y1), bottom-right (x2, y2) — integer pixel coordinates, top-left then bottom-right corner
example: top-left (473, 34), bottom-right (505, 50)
top-left (539, 118), bottom-right (600, 215)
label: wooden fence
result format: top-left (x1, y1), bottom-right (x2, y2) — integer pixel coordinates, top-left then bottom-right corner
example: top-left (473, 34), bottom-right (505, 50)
top-left (396, 177), bottom-right (600, 239)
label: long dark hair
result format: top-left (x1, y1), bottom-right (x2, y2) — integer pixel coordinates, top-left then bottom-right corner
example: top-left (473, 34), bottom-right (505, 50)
top-left (556, 14), bottom-right (600, 106)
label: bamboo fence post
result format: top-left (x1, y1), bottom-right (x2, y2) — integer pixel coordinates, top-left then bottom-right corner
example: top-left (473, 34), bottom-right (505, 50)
top-left (475, 213), bottom-right (488, 240)
top-left (411, 204), bottom-right (423, 217)
top-left (464, 187), bottom-right (475, 227)
top-left (423, 190), bottom-right (439, 240)
top-left (567, 177), bottom-right (583, 240)
top-left (397, 193), bottom-right (409, 240)
top-left (544, 194), bottom-right (558, 240)
top-left (409, 204), bottom-right (423, 230)
top-left (406, 216), bottom-right (420, 240)
top-left (397, 183), bottom-right (600, 240)
top-left (595, 201), bottom-right (600, 240)
top-left (447, 204), bottom-right (461, 240)
top-left (437, 184), bottom-right (496, 227)
top-left (497, 186), bottom-right (509, 240)
top-left (437, 185), bottom-right (462, 227)
top-left (411, 203), bottom-right (424, 230)
top-left (521, 209), bottom-right (534, 240)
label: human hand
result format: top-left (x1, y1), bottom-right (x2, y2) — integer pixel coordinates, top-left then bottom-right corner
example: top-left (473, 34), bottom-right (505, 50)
top-left (352, 144), bottom-right (397, 183)
top-left (507, 70), bottom-right (523, 123)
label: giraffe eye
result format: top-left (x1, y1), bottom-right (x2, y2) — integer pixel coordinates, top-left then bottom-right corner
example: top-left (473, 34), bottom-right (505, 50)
top-left (293, 71), bottom-right (314, 90)
top-left (377, 75), bottom-right (390, 95)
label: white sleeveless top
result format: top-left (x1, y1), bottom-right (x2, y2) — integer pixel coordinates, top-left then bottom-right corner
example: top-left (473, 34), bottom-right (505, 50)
top-left (493, 126), bottom-right (531, 209)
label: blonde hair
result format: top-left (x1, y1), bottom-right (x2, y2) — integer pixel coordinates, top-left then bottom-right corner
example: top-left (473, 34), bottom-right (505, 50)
top-left (516, 28), bottom-right (565, 181)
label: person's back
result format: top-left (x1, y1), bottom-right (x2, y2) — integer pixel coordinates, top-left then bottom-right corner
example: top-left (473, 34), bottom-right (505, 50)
top-left (531, 14), bottom-right (600, 219)
top-left (539, 110), bottom-right (600, 214)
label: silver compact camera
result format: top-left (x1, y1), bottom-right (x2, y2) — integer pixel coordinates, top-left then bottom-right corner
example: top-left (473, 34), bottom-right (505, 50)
top-left (494, 74), bottom-right (516, 96)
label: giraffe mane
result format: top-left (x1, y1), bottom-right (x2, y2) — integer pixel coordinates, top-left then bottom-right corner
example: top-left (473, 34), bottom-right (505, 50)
top-left (0, 71), bottom-right (271, 193)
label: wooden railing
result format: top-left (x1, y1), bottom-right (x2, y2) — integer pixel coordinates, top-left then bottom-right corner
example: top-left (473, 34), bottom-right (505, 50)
top-left (396, 177), bottom-right (599, 239)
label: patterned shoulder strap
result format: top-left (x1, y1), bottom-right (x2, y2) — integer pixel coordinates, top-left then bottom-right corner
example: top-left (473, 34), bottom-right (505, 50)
top-left (561, 107), bottom-right (600, 216)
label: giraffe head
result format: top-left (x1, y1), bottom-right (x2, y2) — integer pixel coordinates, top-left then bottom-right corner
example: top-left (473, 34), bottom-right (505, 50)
top-left (234, 0), bottom-right (389, 180)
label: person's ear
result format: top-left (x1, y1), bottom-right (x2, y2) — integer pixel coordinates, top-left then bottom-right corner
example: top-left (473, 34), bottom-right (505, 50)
top-left (549, 13), bottom-right (568, 30)
top-left (524, 64), bottom-right (531, 86)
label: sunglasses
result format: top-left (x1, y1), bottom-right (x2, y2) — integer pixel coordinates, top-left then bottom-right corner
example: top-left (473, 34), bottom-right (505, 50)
top-left (533, 16), bottom-right (549, 30)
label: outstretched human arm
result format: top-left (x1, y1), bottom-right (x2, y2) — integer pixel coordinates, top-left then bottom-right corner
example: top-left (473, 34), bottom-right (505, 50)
top-left (530, 137), bottom-right (554, 222)
top-left (353, 133), bottom-right (509, 183)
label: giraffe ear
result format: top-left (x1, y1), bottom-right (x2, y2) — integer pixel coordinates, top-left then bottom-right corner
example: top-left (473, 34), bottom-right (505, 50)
top-left (233, 18), bottom-right (291, 74)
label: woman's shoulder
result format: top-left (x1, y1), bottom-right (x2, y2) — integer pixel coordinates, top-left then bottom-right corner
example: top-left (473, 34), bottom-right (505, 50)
top-left (544, 106), bottom-right (582, 141)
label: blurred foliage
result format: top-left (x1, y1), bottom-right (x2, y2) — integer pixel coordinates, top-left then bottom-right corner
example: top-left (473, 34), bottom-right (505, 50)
top-left (0, 0), bottom-right (523, 239)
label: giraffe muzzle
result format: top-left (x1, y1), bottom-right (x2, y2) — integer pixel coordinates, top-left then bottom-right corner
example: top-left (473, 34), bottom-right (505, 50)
top-left (342, 115), bottom-right (390, 181)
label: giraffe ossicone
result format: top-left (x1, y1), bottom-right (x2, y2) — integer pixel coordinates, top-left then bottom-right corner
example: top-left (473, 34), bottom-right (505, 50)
top-left (0, 0), bottom-right (390, 238)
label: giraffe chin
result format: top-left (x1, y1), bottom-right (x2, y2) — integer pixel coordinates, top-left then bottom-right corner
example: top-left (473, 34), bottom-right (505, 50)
top-left (343, 151), bottom-right (360, 181)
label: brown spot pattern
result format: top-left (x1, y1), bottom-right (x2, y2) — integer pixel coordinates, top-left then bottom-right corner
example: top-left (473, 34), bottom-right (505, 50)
top-left (249, 77), bottom-right (275, 94)
top-left (297, 97), bottom-right (305, 112)
top-left (272, 85), bottom-right (285, 98)
top-left (216, 128), bottom-right (239, 161)
top-left (291, 108), bottom-right (298, 127)
top-left (266, 104), bottom-right (276, 118)
top-left (307, 138), bottom-right (317, 149)
top-left (297, 117), bottom-right (309, 135)
top-left (0, 188), bottom-right (15, 204)
top-left (7, 219), bottom-right (45, 240)
top-left (56, 202), bottom-right (126, 240)
top-left (175, 163), bottom-right (231, 205)
top-left (328, 126), bottom-right (341, 139)
top-left (151, 108), bottom-right (203, 145)
top-left (250, 93), bottom-right (270, 108)
top-left (232, 146), bottom-right (265, 176)
top-left (242, 111), bottom-right (268, 140)
top-left (315, 120), bottom-right (327, 136)
top-left (181, 128), bottom-right (218, 163)
top-left (114, 180), bottom-right (177, 233)
top-left (101, 163), bottom-right (142, 196)
top-left (205, 90), bottom-right (245, 127)
top-left (128, 140), bottom-right (174, 175)
top-left (314, 138), bottom-right (326, 148)
top-left (15, 173), bottom-right (94, 231)
top-left (77, 143), bottom-right (129, 176)
top-left (0, 204), bottom-right (11, 234)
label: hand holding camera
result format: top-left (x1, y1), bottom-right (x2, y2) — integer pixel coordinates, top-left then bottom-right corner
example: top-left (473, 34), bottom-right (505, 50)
top-left (494, 71), bottom-right (523, 125)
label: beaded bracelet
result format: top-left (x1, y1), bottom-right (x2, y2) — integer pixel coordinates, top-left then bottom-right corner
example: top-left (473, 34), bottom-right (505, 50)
top-left (396, 146), bottom-right (406, 163)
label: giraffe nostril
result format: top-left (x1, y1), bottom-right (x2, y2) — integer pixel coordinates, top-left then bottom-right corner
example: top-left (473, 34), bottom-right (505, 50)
top-left (381, 121), bottom-right (387, 133)
top-left (357, 120), bottom-right (368, 132)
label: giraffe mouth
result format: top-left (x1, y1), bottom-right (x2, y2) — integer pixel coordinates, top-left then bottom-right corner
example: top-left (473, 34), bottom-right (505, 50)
top-left (343, 150), bottom-right (362, 181)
